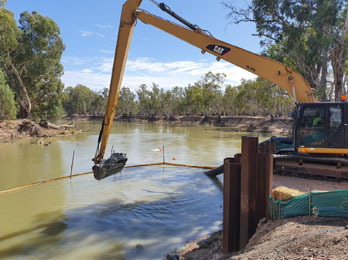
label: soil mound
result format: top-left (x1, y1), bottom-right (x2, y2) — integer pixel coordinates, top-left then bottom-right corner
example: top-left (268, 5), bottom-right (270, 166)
top-left (179, 217), bottom-right (348, 260)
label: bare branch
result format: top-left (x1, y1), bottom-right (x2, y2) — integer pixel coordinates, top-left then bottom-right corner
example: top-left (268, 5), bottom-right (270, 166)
top-left (222, 1), bottom-right (254, 24)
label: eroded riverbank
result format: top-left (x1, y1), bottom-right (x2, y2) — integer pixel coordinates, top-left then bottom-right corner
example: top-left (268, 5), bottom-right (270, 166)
top-left (118, 115), bottom-right (292, 135)
top-left (0, 115), bottom-right (291, 142)
top-left (79, 114), bottom-right (293, 136)
top-left (0, 119), bottom-right (78, 142)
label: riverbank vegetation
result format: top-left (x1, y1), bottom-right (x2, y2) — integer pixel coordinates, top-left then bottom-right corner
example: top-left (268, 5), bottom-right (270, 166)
top-left (1, 1), bottom-right (348, 121)
top-left (62, 73), bottom-right (294, 118)
top-left (0, 1), bottom-right (64, 120)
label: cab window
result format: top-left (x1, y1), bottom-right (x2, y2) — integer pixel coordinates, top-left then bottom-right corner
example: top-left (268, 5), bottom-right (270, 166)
top-left (297, 106), bottom-right (325, 147)
top-left (328, 105), bottom-right (344, 148)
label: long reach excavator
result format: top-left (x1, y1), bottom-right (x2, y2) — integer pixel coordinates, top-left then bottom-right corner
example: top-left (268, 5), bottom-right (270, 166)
top-left (92, 0), bottom-right (348, 180)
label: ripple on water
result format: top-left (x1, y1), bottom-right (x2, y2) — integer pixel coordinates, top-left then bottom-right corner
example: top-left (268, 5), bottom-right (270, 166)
top-left (0, 166), bottom-right (223, 260)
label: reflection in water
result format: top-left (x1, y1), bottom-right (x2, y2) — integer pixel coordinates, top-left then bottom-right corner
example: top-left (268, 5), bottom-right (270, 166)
top-left (0, 122), bottom-right (271, 191)
top-left (0, 137), bottom-right (66, 190)
top-left (207, 176), bottom-right (223, 192)
top-left (0, 166), bottom-right (223, 260)
top-left (0, 212), bottom-right (66, 242)
top-left (0, 214), bottom-right (67, 259)
top-left (0, 139), bottom-right (67, 260)
top-left (0, 181), bottom-right (67, 249)
top-left (0, 122), bottom-right (272, 259)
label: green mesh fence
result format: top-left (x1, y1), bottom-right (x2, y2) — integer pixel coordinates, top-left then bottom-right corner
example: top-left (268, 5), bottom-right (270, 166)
top-left (270, 189), bottom-right (348, 220)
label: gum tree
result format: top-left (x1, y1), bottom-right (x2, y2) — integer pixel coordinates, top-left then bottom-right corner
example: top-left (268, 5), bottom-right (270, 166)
top-left (1, 10), bottom-right (65, 118)
top-left (223, 0), bottom-right (348, 101)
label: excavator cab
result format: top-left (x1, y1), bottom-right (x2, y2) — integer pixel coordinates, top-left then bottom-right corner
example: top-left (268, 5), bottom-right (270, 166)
top-left (294, 103), bottom-right (348, 153)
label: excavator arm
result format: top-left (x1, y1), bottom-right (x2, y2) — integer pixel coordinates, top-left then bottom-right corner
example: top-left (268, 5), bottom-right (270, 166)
top-left (134, 8), bottom-right (317, 103)
top-left (93, 0), bottom-right (318, 178)
top-left (93, 0), bottom-right (142, 165)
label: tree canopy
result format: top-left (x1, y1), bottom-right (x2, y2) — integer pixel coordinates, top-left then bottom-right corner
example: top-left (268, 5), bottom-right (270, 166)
top-left (0, 9), bottom-right (65, 119)
top-left (0, 69), bottom-right (16, 120)
top-left (0, 0), bottom-right (7, 8)
top-left (223, 0), bottom-right (348, 101)
top-left (62, 72), bottom-right (294, 118)
top-left (0, 3), bottom-right (299, 120)
top-left (62, 85), bottom-right (107, 116)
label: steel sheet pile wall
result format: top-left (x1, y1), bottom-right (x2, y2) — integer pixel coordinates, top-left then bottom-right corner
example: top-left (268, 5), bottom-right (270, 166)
top-left (223, 136), bottom-right (273, 253)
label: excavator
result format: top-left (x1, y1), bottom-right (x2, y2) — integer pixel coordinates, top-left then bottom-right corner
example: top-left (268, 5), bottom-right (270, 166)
top-left (92, 0), bottom-right (348, 180)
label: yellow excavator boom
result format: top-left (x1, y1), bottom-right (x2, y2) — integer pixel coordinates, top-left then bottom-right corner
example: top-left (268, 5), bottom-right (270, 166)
top-left (93, 0), bottom-right (317, 165)
top-left (135, 9), bottom-right (317, 104)
top-left (93, 0), bottom-right (142, 163)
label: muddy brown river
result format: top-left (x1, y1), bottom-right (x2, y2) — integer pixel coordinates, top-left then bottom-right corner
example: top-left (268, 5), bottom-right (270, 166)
top-left (0, 121), bottom-right (271, 259)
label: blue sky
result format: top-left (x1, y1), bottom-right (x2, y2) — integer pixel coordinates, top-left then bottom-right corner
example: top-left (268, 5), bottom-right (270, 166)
top-left (6, 0), bottom-right (261, 92)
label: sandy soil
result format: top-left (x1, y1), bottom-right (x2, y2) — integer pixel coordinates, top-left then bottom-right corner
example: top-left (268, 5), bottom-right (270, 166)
top-left (0, 119), bottom-right (77, 142)
top-left (178, 216), bottom-right (348, 260)
top-left (174, 176), bottom-right (348, 260)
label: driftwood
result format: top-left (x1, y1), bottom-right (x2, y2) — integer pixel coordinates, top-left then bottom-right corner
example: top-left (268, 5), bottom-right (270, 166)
top-left (39, 120), bottom-right (75, 130)
top-left (18, 120), bottom-right (43, 136)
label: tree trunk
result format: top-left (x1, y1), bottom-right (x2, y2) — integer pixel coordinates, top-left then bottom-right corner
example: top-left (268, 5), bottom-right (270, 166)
top-left (332, 45), bottom-right (345, 101)
top-left (331, 10), bottom-right (348, 101)
top-left (7, 53), bottom-right (31, 116)
top-left (39, 119), bottom-right (76, 130)
top-left (319, 49), bottom-right (328, 101)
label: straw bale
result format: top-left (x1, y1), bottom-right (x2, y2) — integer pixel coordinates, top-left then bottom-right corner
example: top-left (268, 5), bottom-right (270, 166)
top-left (272, 186), bottom-right (304, 201)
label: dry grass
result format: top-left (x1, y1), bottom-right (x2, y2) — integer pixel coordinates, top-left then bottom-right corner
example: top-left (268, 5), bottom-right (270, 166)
top-left (272, 186), bottom-right (305, 201)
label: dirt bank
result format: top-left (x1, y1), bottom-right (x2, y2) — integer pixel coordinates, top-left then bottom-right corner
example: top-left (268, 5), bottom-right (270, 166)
top-left (0, 119), bottom-right (78, 142)
top-left (174, 176), bottom-right (348, 260)
top-left (178, 217), bottom-right (348, 260)
top-left (1, 115), bottom-right (291, 142)
top-left (78, 114), bottom-right (293, 136)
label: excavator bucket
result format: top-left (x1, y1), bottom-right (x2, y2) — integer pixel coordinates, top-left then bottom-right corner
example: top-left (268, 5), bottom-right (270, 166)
top-left (92, 153), bottom-right (128, 180)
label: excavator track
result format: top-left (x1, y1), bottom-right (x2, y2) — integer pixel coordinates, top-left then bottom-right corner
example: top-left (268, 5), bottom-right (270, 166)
top-left (274, 155), bottom-right (348, 181)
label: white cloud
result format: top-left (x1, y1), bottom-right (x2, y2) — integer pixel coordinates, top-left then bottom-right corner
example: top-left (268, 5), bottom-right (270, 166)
top-left (61, 56), bottom-right (93, 66)
top-left (62, 70), bottom-right (111, 90)
top-left (95, 33), bottom-right (105, 38)
top-left (82, 69), bottom-right (93, 73)
top-left (80, 30), bottom-right (106, 38)
top-left (96, 24), bottom-right (113, 29)
top-left (92, 57), bottom-right (113, 73)
top-left (81, 30), bottom-right (93, 37)
top-left (99, 49), bottom-right (114, 55)
top-left (62, 57), bottom-right (256, 91)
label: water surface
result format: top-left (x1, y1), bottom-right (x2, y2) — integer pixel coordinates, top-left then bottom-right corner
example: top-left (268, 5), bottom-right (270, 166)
top-left (0, 121), bottom-right (270, 259)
